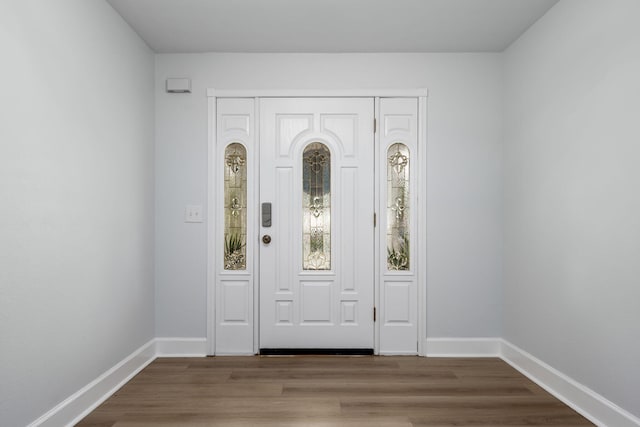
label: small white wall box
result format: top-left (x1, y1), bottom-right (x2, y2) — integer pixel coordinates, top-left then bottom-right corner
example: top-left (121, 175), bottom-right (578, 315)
top-left (166, 78), bottom-right (191, 93)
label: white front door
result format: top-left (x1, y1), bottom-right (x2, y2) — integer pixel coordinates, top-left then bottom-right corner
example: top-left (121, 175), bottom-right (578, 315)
top-left (259, 98), bottom-right (375, 349)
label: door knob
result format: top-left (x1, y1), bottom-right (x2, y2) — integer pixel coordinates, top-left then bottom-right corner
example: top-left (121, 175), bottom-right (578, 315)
top-left (262, 235), bottom-right (272, 244)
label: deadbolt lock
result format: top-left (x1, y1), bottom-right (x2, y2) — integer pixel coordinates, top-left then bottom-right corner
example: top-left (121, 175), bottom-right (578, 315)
top-left (262, 235), bottom-right (272, 244)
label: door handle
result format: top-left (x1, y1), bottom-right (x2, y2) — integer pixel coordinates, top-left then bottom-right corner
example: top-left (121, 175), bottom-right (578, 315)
top-left (262, 235), bottom-right (272, 244)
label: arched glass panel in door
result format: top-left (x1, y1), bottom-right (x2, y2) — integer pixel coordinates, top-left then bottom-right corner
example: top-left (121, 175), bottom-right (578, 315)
top-left (387, 143), bottom-right (410, 271)
top-left (303, 142), bottom-right (331, 270)
top-left (223, 143), bottom-right (247, 270)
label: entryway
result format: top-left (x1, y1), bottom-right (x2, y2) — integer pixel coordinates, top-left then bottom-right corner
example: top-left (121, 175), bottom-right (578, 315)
top-left (209, 90), bottom-right (426, 355)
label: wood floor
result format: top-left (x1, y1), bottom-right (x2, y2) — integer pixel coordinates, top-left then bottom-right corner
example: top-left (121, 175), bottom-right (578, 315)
top-left (77, 356), bottom-right (593, 426)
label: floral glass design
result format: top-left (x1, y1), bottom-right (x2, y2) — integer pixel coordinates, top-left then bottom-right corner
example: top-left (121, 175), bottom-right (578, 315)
top-left (303, 142), bottom-right (331, 270)
top-left (387, 143), bottom-right (410, 271)
top-left (224, 143), bottom-right (247, 270)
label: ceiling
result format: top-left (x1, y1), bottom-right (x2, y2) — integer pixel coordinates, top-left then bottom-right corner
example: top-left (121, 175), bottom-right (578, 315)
top-left (106, 0), bottom-right (559, 53)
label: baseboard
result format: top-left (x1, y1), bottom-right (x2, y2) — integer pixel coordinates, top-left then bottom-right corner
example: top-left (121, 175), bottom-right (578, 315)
top-left (28, 339), bottom-right (156, 427)
top-left (500, 339), bottom-right (640, 427)
top-left (155, 337), bottom-right (208, 357)
top-left (425, 337), bottom-right (501, 357)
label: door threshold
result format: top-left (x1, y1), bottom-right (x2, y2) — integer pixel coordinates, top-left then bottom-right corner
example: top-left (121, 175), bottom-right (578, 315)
top-left (260, 348), bottom-right (374, 356)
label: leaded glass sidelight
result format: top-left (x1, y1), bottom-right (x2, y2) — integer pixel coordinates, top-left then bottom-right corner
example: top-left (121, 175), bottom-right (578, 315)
top-left (387, 143), bottom-right (410, 271)
top-left (224, 143), bottom-right (247, 270)
top-left (303, 143), bottom-right (331, 270)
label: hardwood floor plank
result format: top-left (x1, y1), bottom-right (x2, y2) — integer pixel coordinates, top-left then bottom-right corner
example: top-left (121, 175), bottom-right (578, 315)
top-left (187, 356), bottom-right (399, 369)
top-left (284, 382), bottom-right (535, 397)
top-left (109, 416), bottom-right (413, 427)
top-left (116, 383), bottom-right (283, 398)
top-left (409, 412), bottom-right (593, 426)
top-left (229, 368), bottom-right (456, 381)
top-left (125, 373), bottom-right (232, 385)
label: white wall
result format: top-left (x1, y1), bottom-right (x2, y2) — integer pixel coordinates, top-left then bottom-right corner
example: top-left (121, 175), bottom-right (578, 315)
top-left (504, 0), bottom-right (640, 418)
top-left (0, 1), bottom-right (155, 426)
top-left (155, 53), bottom-right (503, 340)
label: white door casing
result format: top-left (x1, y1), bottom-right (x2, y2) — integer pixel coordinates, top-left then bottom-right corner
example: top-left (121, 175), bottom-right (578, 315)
top-left (208, 90), bottom-right (427, 355)
top-left (259, 98), bottom-right (375, 349)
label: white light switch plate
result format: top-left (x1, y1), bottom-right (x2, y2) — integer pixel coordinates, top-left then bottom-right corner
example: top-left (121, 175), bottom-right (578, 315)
top-left (184, 205), bottom-right (203, 223)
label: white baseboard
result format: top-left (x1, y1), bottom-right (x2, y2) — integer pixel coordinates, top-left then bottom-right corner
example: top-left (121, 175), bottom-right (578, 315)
top-left (500, 340), bottom-right (640, 427)
top-left (425, 337), bottom-right (501, 357)
top-left (28, 339), bottom-right (156, 427)
top-left (155, 337), bottom-right (208, 357)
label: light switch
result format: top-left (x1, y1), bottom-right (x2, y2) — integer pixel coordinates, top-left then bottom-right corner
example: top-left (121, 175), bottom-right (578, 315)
top-left (184, 205), bottom-right (203, 223)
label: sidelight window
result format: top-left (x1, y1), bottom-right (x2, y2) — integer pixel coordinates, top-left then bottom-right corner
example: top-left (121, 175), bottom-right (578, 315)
top-left (387, 143), bottom-right (410, 271)
top-left (223, 143), bottom-right (247, 270)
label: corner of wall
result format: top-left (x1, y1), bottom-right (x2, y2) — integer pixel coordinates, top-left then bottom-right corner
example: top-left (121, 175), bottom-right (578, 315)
top-left (28, 340), bottom-right (156, 427)
top-left (500, 340), bottom-right (640, 427)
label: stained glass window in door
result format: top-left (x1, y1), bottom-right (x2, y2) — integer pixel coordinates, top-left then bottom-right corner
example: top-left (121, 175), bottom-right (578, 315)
top-left (387, 143), bottom-right (410, 271)
top-left (303, 143), bottom-right (331, 270)
top-left (224, 143), bottom-right (247, 270)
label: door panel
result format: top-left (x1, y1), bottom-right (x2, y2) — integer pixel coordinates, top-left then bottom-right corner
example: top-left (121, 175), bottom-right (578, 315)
top-left (214, 98), bottom-right (255, 355)
top-left (259, 98), bottom-right (375, 349)
top-left (378, 98), bottom-right (419, 354)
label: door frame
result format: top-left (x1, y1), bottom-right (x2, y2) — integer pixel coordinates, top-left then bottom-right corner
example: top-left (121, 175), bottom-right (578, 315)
top-left (207, 89), bottom-right (429, 356)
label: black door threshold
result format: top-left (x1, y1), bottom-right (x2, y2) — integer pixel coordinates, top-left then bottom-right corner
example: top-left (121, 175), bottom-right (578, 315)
top-left (260, 348), bottom-right (374, 356)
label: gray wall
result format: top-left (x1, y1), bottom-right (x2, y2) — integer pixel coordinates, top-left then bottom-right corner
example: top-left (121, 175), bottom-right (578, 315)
top-left (503, 0), bottom-right (640, 418)
top-left (154, 53), bottom-right (504, 340)
top-left (0, 1), bottom-right (155, 425)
